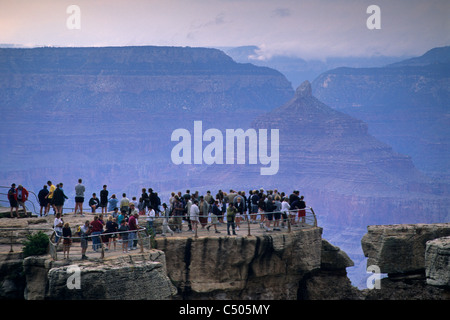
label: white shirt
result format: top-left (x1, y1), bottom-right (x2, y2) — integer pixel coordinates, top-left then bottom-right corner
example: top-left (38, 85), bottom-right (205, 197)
top-left (190, 204), bottom-right (199, 221)
top-left (146, 209), bottom-right (155, 222)
top-left (281, 201), bottom-right (290, 213)
top-left (54, 217), bottom-right (63, 232)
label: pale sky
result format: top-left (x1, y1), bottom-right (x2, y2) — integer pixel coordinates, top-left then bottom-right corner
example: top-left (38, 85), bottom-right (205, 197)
top-left (0, 0), bottom-right (449, 59)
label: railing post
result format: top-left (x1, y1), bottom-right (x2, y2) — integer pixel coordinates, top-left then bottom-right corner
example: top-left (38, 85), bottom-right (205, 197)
top-left (99, 233), bottom-right (105, 259)
top-left (309, 207), bottom-right (317, 227)
top-left (247, 214), bottom-right (251, 236)
top-left (9, 230), bottom-right (14, 253)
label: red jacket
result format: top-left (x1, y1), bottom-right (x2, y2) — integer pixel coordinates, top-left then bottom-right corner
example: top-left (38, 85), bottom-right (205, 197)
top-left (14, 187), bottom-right (29, 202)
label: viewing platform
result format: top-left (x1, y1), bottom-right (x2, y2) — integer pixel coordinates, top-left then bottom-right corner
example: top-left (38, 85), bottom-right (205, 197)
top-left (0, 206), bottom-right (318, 262)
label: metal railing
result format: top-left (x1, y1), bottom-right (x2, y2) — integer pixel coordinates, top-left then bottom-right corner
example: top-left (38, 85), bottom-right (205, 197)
top-left (0, 207), bottom-right (317, 259)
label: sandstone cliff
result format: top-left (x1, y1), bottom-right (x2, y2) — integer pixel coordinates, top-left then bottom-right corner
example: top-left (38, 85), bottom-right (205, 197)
top-left (361, 223), bottom-right (450, 299)
top-left (154, 227), bottom-right (359, 299)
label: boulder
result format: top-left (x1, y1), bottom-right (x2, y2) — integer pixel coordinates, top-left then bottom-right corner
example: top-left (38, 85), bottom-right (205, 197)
top-left (361, 223), bottom-right (450, 274)
top-left (425, 236), bottom-right (450, 288)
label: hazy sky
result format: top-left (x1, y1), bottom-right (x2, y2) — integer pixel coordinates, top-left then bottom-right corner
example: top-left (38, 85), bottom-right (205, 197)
top-left (0, 0), bottom-right (449, 59)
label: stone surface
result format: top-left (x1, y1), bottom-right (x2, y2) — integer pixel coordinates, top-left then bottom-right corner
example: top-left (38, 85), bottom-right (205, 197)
top-left (361, 223), bottom-right (450, 274)
top-left (425, 236), bottom-right (450, 288)
top-left (23, 251), bottom-right (177, 300)
top-left (320, 239), bottom-right (354, 271)
top-left (155, 227), bottom-right (324, 299)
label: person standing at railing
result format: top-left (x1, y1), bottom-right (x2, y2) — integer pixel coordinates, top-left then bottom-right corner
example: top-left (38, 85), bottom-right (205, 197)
top-left (90, 215), bottom-right (104, 252)
top-left (118, 220), bottom-right (129, 253)
top-left (249, 190), bottom-right (259, 224)
top-left (128, 212), bottom-right (138, 250)
top-left (172, 196), bottom-right (184, 233)
top-left (105, 215), bottom-right (118, 251)
top-left (161, 203), bottom-right (174, 236)
top-left (74, 179), bottom-right (85, 216)
top-left (235, 196), bottom-right (244, 231)
top-left (80, 220), bottom-right (91, 260)
top-left (281, 197), bottom-right (291, 228)
top-left (273, 196), bottom-right (282, 231)
top-left (38, 185), bottom-right (49, 217)
top-left (264, 195), bottom-right (275, 232)
top-left (298, 196), bottom-right (306, 224)
top-left (226, 202), bottom-right (237, 236)
top-left (8, 183), bottom-right (18, 218)
top-left (190, 200), bottom-right (200, 234)
top-left (145, 204), bottom-right (155, 236)
top-left (206, 200), bottom-right (221, 234)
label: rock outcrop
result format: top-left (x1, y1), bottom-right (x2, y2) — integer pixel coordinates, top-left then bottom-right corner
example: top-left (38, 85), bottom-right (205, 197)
top-left (362, 223), bottom-right (450, 275)
top-left (425, 236), bottom-right (450, 288)
top-left (155, 227), bottom-right (325, 299)
top-left (361, 223), bottom-right (450, 299)
top-left (23, 251), bottom-right (177, 300)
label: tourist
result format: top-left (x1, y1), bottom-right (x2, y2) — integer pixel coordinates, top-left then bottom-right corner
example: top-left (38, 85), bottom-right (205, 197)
top-left (105, 215), bottom-right (118, 251)
top-left (235, 196), bottom-right (244, 231)
top-left (145, 204), bottom-right (155, 235)
top-left (14, 184), bottom-right (29, 217)
top-left (161, 203), bottom-right (174, 236)
top-left (149, 188), bottom-right (160, 215)
top-left (37, 185), bottom-right (49, 217)
top-left (281, 197), bottom-right (291, 229)
top-left (264, 195), bottom-right (275, 232)
top-left (45, 181), bottom-right (57, 215)
top-left (172, 196), bottom-right (184, 233)
top-left (117, 209), bottom-right (125, 227)
top-left (273, 195), bottom-right (282, 231)
top-left (90, 215), bottom-right (104, 252)
top-left (53, 212), bottom-right (64, 243)
top-left (127, 212), bottom-right (138, 250)
top-left (258, 194), bottom-right (266, 228)
top-left (62, 222), bottom-right (72, 259)
top-left (141, 188), bottom-right (149, 212)
top-left (99, 185), bottom-right (109, 214)
top-left (206, 200), bottom-right (221, 234)
top-left (111, 207), bottom-right (119, 219)
top-left (185, 196), bottom-right (193, 231)
top-left (53, 184), bottom-right (68, 216)
top-left (74, 179), bottom-right (85, 216)
top-left (250, 190), bottom-right (259, 224)
top-left (298, 196), bottom-right (307, 225)
top-left (118, 220), bottom-right (129, 253)
top-left (108, 194), bottom-right (119, 212)
top-left (226, 202), bottom-right (237, 236)
top-left (199, 196), bottom-right (208, 228)
top-left (8, 183), bottom-right (18, 218)
top-left (190, 200), bottom-right (200, 234)
top-left (120, 193), bottom-right (130, 214)
top-left (80, 220), bottom-right (91, 260)
top-left (89, 193), bottom-right (100, 213)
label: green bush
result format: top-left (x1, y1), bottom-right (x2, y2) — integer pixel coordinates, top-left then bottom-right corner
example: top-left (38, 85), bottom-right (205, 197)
top-left (22, 231), bottom-right (49, 258)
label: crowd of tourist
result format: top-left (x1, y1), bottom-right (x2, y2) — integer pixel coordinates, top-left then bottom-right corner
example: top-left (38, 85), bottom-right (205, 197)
top-left (6, 179), bottom-right (308, 259)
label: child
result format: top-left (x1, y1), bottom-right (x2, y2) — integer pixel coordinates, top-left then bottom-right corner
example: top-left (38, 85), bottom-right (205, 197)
top-left (62, 222), bottom-right (72, 259)
top-left (118, 220), bottom-right (129, 253)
